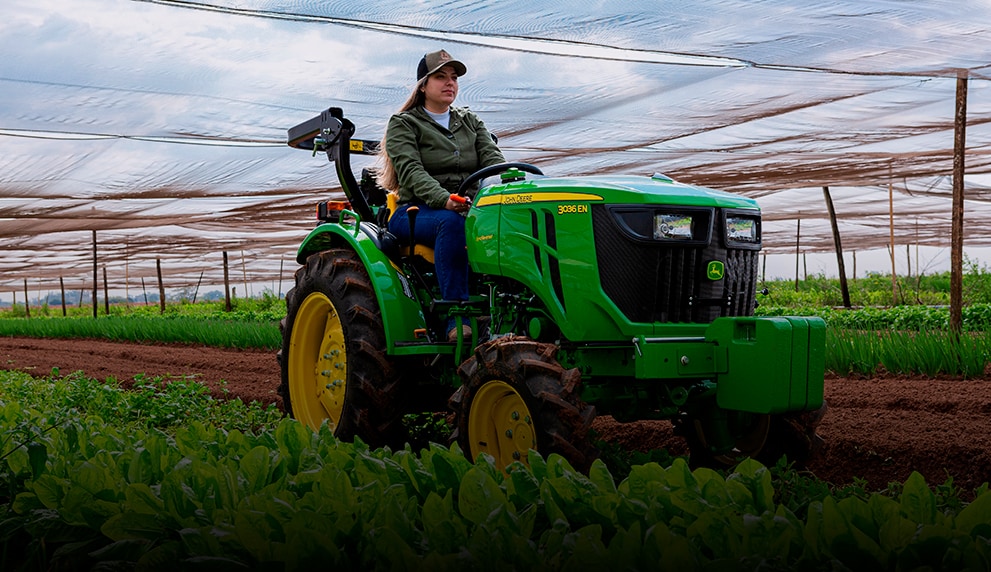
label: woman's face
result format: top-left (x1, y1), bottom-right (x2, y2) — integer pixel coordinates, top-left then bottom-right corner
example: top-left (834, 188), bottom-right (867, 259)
top-left (421, 65), bottom-right (459, 113)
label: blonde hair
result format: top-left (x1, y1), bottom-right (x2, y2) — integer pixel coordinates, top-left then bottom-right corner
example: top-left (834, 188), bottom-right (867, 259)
top-left (376, 80), bottom-right (427, 191)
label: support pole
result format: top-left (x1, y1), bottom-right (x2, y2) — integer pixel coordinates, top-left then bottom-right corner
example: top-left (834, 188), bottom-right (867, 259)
top-left (124, 239), bottom-right (130, 309)
top-left (103, 266), bottom-right (110, 315)
top-left (241, 250), bottom-right (249, 299)
top-left (92, 230), bottom-right (98, 319)
top-left (888, 164), bottom-right (897, 306)
top-left (906, 244), bottom-right (911, 279)
top-left (950, 71), bottom-right (968, 332)
top-left (192, 270), bottom-right (204, 304)
top-left (59, 276), bottom-right (67, 316)
top-left (223, 251), bottom-right (232, 312)
top-left (156, 258), bottom-right (166, 314)
top-left (823, 186), bottom-right (851, 308)
top-left (794, 217), bottom-right (801, 291)
top-left (22, 278), bottom-right (30, 319)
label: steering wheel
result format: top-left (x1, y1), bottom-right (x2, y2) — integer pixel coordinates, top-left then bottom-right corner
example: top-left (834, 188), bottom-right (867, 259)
top-left (456, 162), bottom-right (544, 197)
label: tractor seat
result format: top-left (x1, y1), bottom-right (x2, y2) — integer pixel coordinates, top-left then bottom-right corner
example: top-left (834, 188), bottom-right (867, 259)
top-left (386, 191), bottom-right (435, 264)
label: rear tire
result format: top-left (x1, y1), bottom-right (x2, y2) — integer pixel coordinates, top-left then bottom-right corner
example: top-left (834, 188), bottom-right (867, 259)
top-left (450, 336), bottom-right (598, 472)
top-left (277, 248), bottom-right (406, 448)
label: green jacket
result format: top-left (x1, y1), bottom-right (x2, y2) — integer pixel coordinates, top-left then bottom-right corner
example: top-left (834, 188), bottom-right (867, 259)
top-left (386, 106), bottom-right (505, 208)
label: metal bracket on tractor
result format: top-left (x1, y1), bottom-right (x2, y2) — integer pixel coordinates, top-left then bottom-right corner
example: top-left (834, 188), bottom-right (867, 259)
top-left (288, 107), bottom-right (383, 222)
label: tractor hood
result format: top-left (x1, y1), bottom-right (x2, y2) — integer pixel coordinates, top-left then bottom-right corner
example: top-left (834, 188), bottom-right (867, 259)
top-left (467, 171), bottom-right (763, 342)
top-left (473, 173), bottom-right (759, 211)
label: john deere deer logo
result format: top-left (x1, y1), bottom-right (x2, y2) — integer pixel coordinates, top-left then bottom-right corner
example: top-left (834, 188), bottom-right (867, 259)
top-left (706, 261), bottom-right (724, 280)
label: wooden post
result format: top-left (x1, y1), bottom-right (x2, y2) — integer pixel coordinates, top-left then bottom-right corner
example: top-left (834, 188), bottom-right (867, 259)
top-left (141, 277), bottom-right (148, 305)
top-left (103, 266), bottom-right (110, 315)
top-left (124, 239), bottom-right (130, 309)
top-left (822, 186), bottom-right (851, 308)
top-left (906, 244), bottom-right (912, 279)
top-left (950, 71), bottom-right (968, 332)
top-left (915, 219), bottom-right (920, 279)
top-left (92, 230), bottom-right (98, 319)
top-left (59, 276), bottom-right (67, 316)
top-left (78, 288), bottom-right (84, 308)
top-left (278, 258), bottom-right (284, 299)
top-left (888, 164), bottom-right (898, 306)
top-left (794, 217), bottom-right (801, 291)
top-left (22, 278), bottom-right (30, 319)
top-left (223, 251), bottom-right (232, 312)
top-left (156, 258), bottom-right (166, 314)
top-left (853, 251), bottom-right (857, 281)
top-left (761, 252), bottom-right (766, 282)
top-left (241, 250), bottom-right (249, 299)
top-left (192, 270), bottom-right (204, 304)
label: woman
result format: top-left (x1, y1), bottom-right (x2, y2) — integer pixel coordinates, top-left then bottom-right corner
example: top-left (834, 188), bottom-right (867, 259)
top-left (377, 49), bottom-right (505, 341)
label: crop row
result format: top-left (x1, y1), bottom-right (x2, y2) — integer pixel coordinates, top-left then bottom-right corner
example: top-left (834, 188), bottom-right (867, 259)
top-left (758, 302), bottom-right (991, 332)
top-left (3, 312), bottom-right (990, 377)
top-left (1, 370), bottom-right (989, 570)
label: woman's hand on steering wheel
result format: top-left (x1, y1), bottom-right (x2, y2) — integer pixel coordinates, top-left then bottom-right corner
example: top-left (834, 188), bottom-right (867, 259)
top-left (455, 162), bottom-right (544, 197)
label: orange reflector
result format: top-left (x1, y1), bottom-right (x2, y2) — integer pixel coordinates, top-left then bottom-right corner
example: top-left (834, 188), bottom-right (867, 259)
top-left (414, 328), bottom-right (428, 339)
top-left (316, 200), bottom-right (352, 221)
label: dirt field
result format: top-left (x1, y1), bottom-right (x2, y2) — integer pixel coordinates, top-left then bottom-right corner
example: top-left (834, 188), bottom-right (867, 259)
top-left (2, 336), bottom-right (989, 495)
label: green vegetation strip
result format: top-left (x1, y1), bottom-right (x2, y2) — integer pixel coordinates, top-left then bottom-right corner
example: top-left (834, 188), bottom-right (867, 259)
top-left (1, 371), bottom-right (989, 570)
top-left (827, 329), bottom-right (991, 378)
top-left (0, 315), bottom-right (281, 350)
top-left (758, 302), bottom-right (991, 332)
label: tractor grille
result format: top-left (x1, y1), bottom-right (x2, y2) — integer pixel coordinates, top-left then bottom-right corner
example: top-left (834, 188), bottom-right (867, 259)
top-left (592, 205), bottom-right (759, 324)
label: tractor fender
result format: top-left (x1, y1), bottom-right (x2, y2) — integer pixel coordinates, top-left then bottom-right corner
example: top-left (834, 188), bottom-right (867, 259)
top-left (296, 222), bottom-right (427, 348)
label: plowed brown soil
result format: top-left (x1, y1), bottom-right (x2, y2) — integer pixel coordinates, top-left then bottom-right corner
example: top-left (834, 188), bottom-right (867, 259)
top-left (2, 336), bottom-right (990, 494)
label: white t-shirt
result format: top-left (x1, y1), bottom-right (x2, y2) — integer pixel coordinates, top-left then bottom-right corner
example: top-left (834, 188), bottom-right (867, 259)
top-left (424, 107), bottom-right (451, 130)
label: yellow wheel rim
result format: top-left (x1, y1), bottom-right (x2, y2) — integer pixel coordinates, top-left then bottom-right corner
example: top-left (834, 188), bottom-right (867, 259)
top-left (288, 292), bottom-right (347, 432)
top-left (468, 380), bottom-right (536, 468)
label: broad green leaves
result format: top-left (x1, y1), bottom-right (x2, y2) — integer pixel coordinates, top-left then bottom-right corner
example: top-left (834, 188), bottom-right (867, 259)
top-left (2, 371), bottom-right (991, 569)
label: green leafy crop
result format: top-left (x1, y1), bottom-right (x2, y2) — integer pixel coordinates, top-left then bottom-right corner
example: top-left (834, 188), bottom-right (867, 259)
top-left (1, 371), bottom-right (989, 571)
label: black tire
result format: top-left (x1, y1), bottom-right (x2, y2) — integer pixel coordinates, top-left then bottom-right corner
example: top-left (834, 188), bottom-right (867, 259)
top-left (680, 403), bottom-right (827, 469)
top-left (276, 248), bottom-right (406, 448)
top-left (449, 336), bottom-right (598, 472)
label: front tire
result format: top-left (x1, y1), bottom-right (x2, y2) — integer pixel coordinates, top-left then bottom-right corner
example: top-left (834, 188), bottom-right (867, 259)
top-left (277, 248), bottom-right (406, 448)
top-left (682, 403), bottom-right (827, 468)
top-left (450, 336), bottom-right (598, 472)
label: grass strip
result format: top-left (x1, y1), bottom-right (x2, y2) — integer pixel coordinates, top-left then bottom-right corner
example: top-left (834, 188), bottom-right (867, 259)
top-left (0, 315), bottom-right (280, 350)
top-left (826, 328), bottom-right (990, 378)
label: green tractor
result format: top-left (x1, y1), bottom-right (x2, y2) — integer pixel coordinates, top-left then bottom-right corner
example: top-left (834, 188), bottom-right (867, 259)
top-left (279, 107), bottom-right (826, 471)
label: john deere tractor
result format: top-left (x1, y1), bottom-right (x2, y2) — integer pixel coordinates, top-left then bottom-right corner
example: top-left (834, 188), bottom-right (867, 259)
top-left (279, 107), bottom-right (825, 471)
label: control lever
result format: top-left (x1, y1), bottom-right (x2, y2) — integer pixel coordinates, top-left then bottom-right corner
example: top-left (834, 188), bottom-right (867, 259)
top-left (450, 194), bottom-right (471, 217)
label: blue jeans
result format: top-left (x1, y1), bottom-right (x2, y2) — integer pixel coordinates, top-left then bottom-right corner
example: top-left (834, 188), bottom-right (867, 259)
top-left (389, 204), bottom-right (468, 302)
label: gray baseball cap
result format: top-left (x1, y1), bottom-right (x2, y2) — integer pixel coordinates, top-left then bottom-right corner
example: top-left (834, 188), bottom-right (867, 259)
top-left (417, 49), bottom-right (467, 81)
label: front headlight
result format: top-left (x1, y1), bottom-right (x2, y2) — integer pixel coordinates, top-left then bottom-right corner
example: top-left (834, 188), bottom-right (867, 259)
top-left (607, 205), bottom-right (714, 245)
top-left (654, 213), bottom-right (695, 240)
top-left (725, 212), bottom-right (761, 247)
